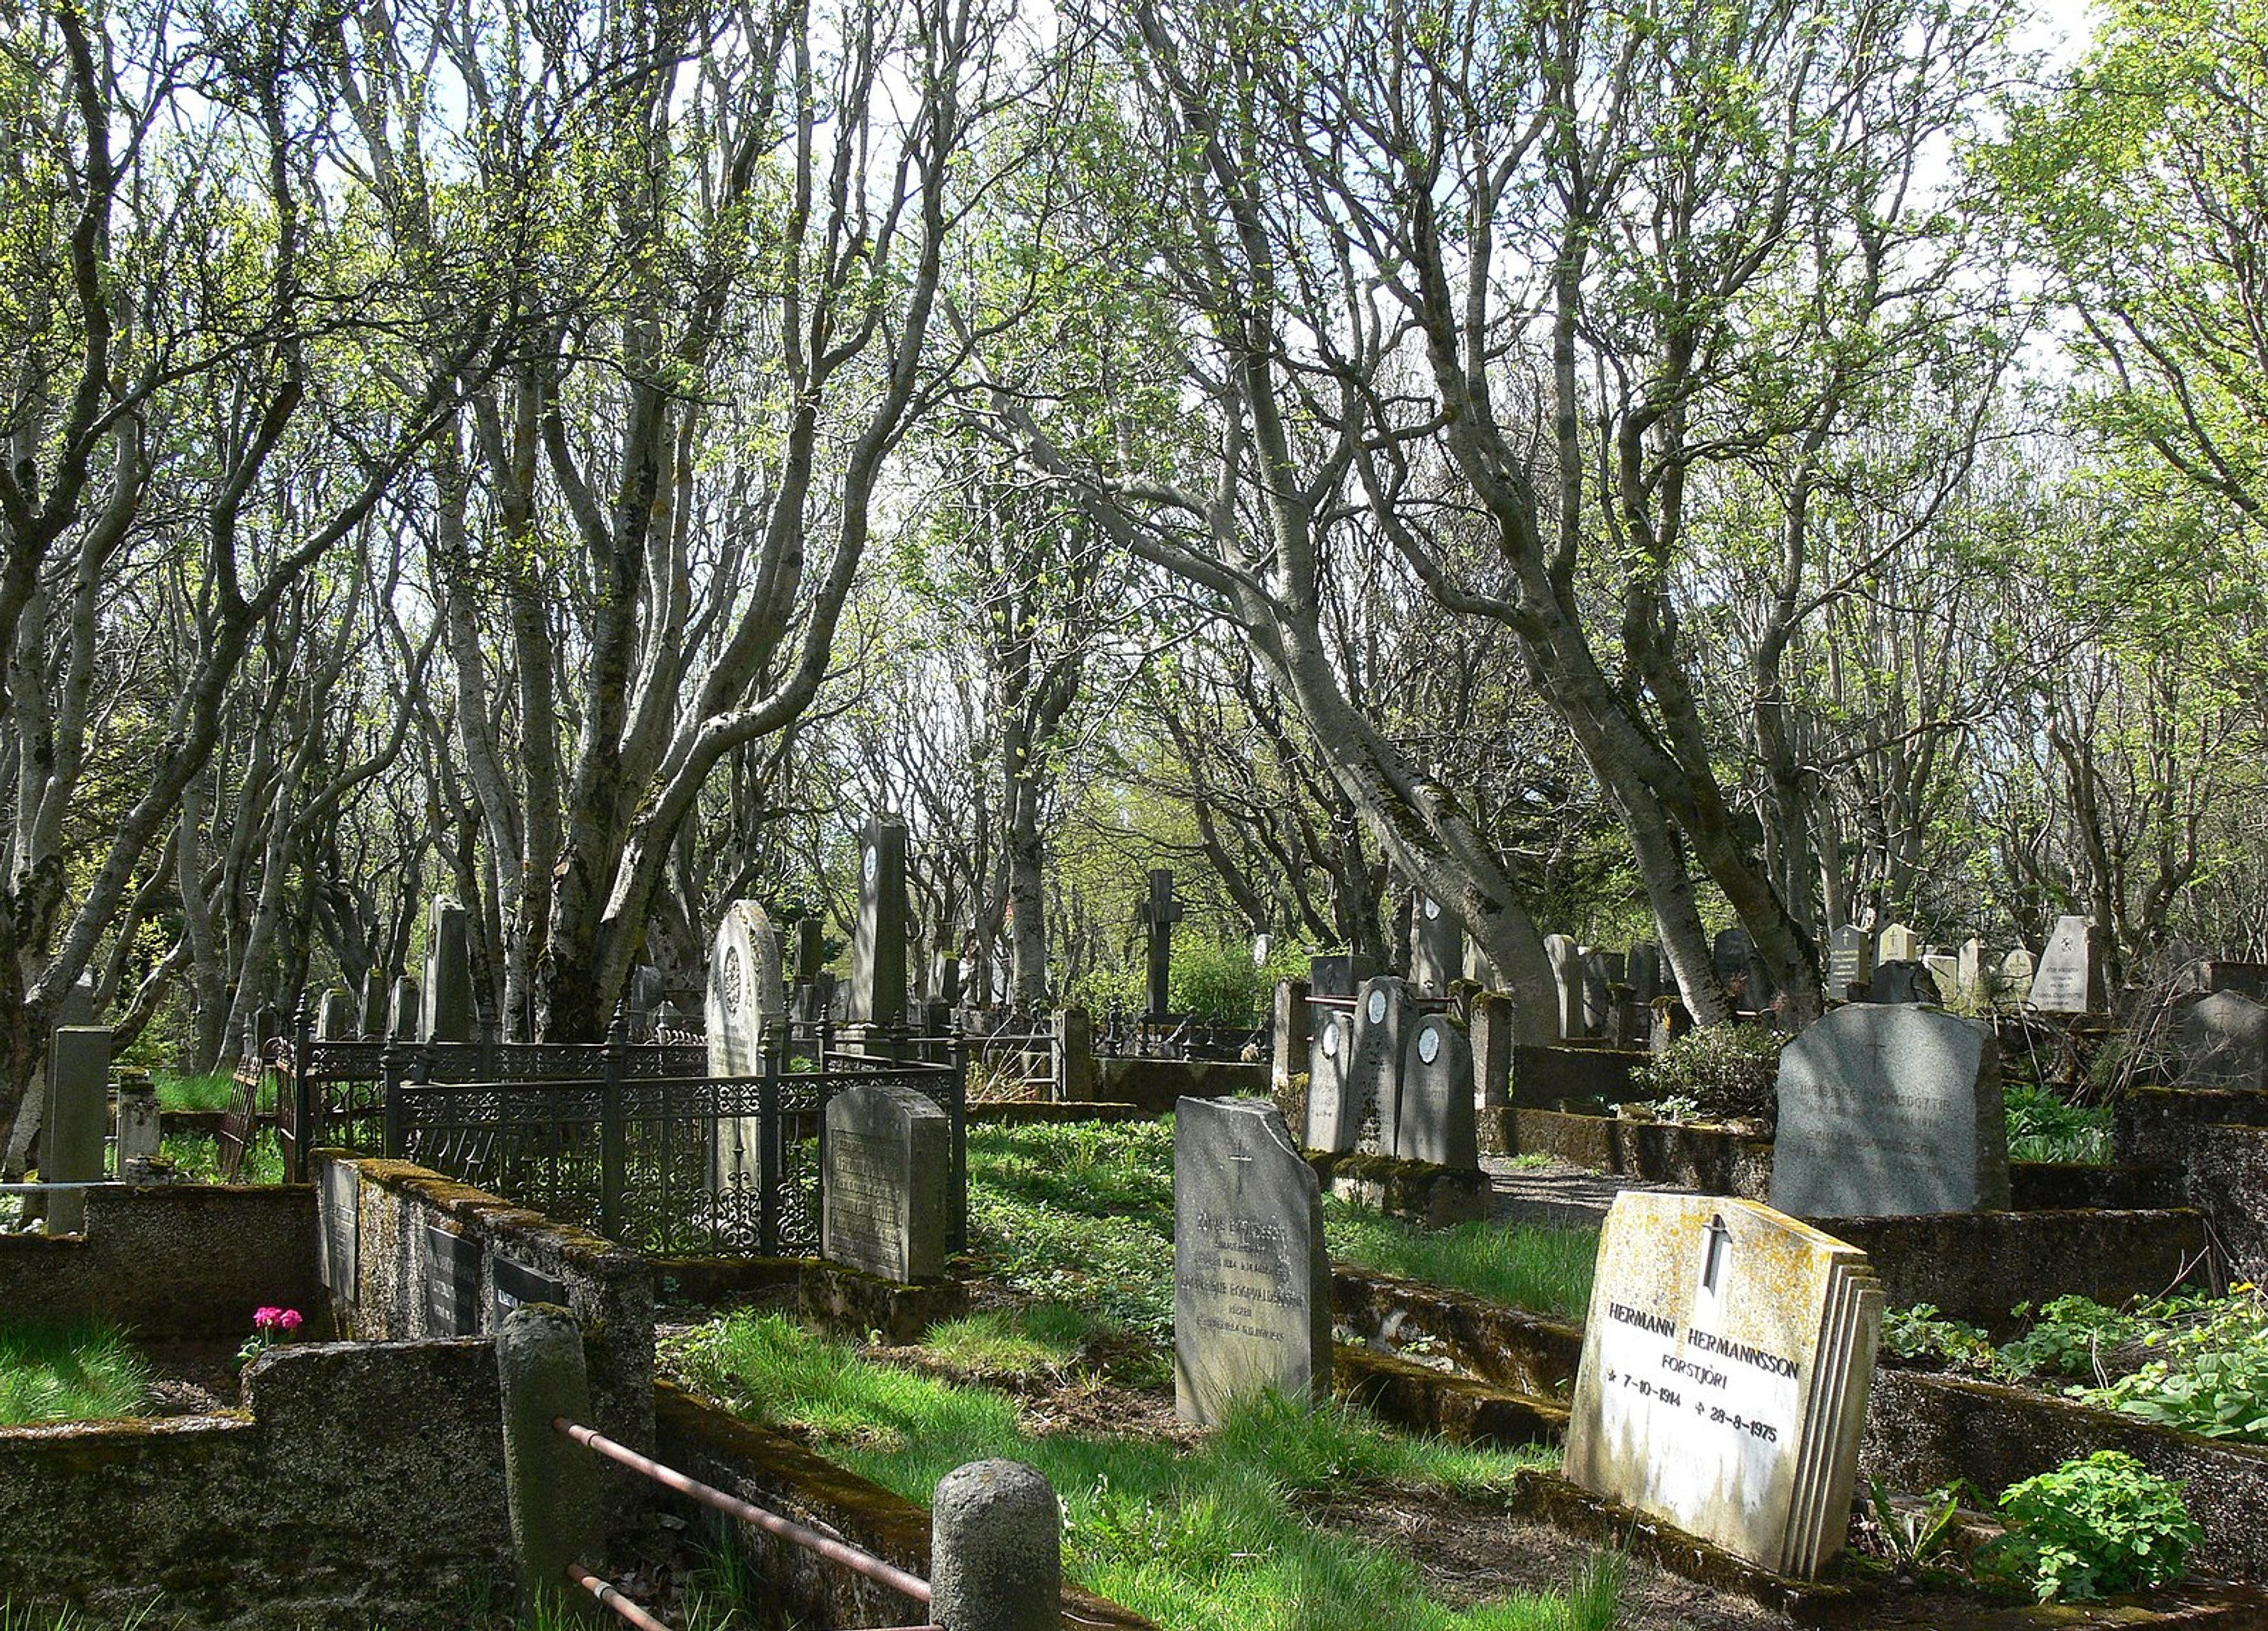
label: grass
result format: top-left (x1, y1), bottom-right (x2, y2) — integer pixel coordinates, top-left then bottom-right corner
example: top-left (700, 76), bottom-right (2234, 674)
top-left (1325, 1205), bottom-right (1596, 1324)
top-left (2005, 1084), bottom-right (2114, 1165)
top-left (0, 1320), bottom-right (150, 1425)
top-left (150, 1071), bottom-right (237, 1113)
top-left (968, 1119), bottom-right (1600, 1335)
top-left (159, 1131), bottom-right (287, 1184)
top-left (671, 1311), bottom-right (1614, 1631)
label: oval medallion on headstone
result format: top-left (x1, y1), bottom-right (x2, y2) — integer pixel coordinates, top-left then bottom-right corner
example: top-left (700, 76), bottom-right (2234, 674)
top-left (1367, 989), bottom-right (1388, 1023)
top-left (722, 945), bottom-right (745, 1015)
top-left (1322, 1024), bottom-right (1340, 1058)
top-left (1425, 898), bottom-right (1442, 920)
top-left (864, 845), bottom-right (879, 884)
top-left (1418, 1023), bottom-right (1440, 1065)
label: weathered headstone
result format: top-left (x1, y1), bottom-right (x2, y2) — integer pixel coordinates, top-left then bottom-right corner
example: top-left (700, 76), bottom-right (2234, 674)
top-left (1581, 949), bottom-right (1625, 1037)
top-left (1923, 952), bottom-right (1959, 1000)
top-left (1396, 1016), bottom-right (1478, 1168)
top-left (43, 1027), bottom-right (110, 1234)
top-left (114, 1072), bottom-right (162, 1168)
top-left (1712, 928), bottom-right (1755, 996)
top-left (1827, 926), bottom-right (1872, 997)
top-left (1564, 1193), bottom-right (1883, 1577)
top-left (2030, 917), bottom-right (2105, 1014)
top-left (2177, 991), bottom-right (2268, 1091)
top-left (316, 988), bottom-right (355, 1041)
top-left (1868, 960), bottom-right (1941, 1006)
top-left (1271, 980), bottom-right (1311, 1099)
top-left (1469, 991), bottom-right (1514, 1110)
top-left (1956, 938), bottom-right (1985, 1000)
top-left (1349, 976), bottom-right (1415, 1153)
top-left (319, 1158), bottom-right (360, 1302)
top-left (1303, 1010), bottom-right (1359, 1152)
top-left (425, 1223), bottom-right (484, 1336)
top-left (1876, 922), bottom-right (1920, 966)
top-left (1545, 935), bottom-right (1584, 1040)
top-left (1771, 1005), bottom-right (2007, 1216)
top-left (852, 817), bottom-right (910, 1028)
top-left (708, 902), bottom-right (788, 1189)
top-left (1173, 1097), bottom-right (1330, 1425)
top-left (1136, 869), bottom-right (1184, 1018)
top-left (1409, 894), bottom-right (1462, 997)
top-left (422, 898), bottom-right (474, 1044)
top-left (389, 975), bottom-right (420, 1042)
top-left (822, 1080), bottom-right (950, 1283)
top-left (1626, 944), bottom-right (1663, 1007)
top-left (1308, 954), bottom-right (1377, 1001)
top-left (1053, 1007), bottom-right (1098, 1101)
top-left (360, 970), bottom-right (388, 1038)
top-left (793, 917), bottom-right (825, 986)
top-left (2200, 961), bottom-right (2268, 1002)
top-left (1998, 947), bottom-right (2035, 1004)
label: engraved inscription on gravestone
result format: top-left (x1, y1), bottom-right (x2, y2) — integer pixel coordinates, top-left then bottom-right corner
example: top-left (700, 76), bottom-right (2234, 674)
top-left (318, 1160), bottom-right (359, 1300)
top-left (822, 1080), bottom-right (949, 1283)
top-left (424, 1224), bottom-right (484, 1337)
top-left (1565, 1193), bottom-right (1883, 1578)
top-left (1303, 1011), bottom-right (1358, 1153)
top-left (1173, 1097), bottom-right (1330, 1426)
top-left (491, 1253), bottom-right (573, 1325)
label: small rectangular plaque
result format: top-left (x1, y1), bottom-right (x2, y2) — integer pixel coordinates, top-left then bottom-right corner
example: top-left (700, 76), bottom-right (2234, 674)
top-left (491, 1253), bottom-right (571, 1325)
top-left (319, 1161), bottom-right (360, 1299)
top-left (424, 1223), bottom-right (483, 1336)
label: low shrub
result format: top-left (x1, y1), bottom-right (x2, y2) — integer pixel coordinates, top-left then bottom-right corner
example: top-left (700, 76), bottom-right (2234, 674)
top-left (1981, 1451), bottom-right (2200, 1602)
top-left (1629, 1023), bottom-right (1783, 1128)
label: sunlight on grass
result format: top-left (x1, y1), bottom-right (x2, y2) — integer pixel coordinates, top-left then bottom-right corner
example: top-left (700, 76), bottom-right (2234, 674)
top-left (0, 1321), bottom-right (150, 1426)
top-left (1325, 1203), bottom-right (1597, 1324)
top-left (150, 1071), bottom-right (237, 1114)
top-left (671, 1311), bottom-right (1601, 1631)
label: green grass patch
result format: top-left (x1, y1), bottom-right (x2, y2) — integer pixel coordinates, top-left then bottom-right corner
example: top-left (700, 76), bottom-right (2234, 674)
top-left (1326, 1203), bottom-right (1596, 1324)
top-left (671, 1311), bottom-right (1607, 1631)
top-left (921, 1304), bottom-right (1100, 1376)
top-left (150, 1071), bottom-right (236, 1113)
top-left (0, 1320), bottom-right (150, 1425)
top-left (160, 1132), bottom-right (287, 1185)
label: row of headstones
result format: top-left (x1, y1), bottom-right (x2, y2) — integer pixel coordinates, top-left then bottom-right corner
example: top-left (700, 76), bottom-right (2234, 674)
top-left (1172, 1096), bottom-right (1882, 1579)
top-left (22, 1026), bottom-right (168, 1232)
top-left (1302, 974), bottom-right (1479, 1170)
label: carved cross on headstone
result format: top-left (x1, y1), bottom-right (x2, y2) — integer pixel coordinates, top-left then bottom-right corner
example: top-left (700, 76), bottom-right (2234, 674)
top-left (1702, 1212), bottom-right (1732, 1294)
top-left (1136, 868), bottom-right (1183, 1018)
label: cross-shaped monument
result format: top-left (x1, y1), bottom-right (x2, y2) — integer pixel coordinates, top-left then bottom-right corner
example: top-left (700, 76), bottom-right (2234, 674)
top-left (1136, 868), bottom-right (1182, 1019)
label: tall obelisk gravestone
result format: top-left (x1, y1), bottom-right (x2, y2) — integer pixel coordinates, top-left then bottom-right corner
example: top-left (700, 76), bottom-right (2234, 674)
top-left (851, 817), bottom-right (909, 1056)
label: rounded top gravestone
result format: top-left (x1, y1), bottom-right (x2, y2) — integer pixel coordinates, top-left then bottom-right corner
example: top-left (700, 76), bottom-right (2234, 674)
top-left (707, 901), bottom-right (787, 1078)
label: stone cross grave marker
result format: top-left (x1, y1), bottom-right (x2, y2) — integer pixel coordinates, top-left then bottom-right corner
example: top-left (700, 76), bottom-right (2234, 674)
top-left (1544, 935), bottom-right (1584, 1039)
top-left (44, 1026), bottom-right (110, 1233)
top-left (2030, 916), bottom-right (2104, 1014)
top-left (1771, 1005), bottom-right (2007, 1217)
top-left (708, 901), bottom-right (787, 1189)
top-left (2178, 991), bottom-right (2268, 1091)
top-left (1174, 1096), bottom-right (1330, 1425)
top-left (823, 1080), bottom-right (950, 1283)
top-left (1564, 1193), bottom-right (1883, 1578)
top-left (852, 817), bottom-right (910, 1028)
top-left (1350, 975), bottom-right (1415, 1154)
top-left (1396, 1014), bottom-right (1479, 1168)
top-left (1409, 893), bottom-right (1462, 997)
top-left (422, 898), bottom-right (474, 1044)
top-left (1303, 1008), bottom-right (1359, 1152)
top-left (1137, 869), bottom-right (1184, 1018)
top-left (1827, 926), bottom-right (1872, 997)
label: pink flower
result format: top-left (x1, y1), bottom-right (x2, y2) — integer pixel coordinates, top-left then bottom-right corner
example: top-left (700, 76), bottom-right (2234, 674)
top-left (253, 1307), bottom-right (284, 1331)
top-left (277, 1309), bottom-right (303, 1333)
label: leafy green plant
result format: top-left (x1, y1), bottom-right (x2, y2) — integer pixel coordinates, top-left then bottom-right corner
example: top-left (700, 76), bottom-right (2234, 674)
top-left (1997, 1294), bottom-right (2153, 1382)
top-left (2004, 1084), bottom-right (2114, 1165)
top-left (1863, 1477), bottom-right (1968, 1571)
top-left (1629, 1024), bottom-right (1784, 1127)
top-left (1980, 1451), bottom-right (2200, 1602)
top-left (1881, 1304), bottom-right (1997, 1372)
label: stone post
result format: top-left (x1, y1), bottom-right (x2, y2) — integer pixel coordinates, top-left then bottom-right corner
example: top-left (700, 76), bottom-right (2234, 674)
top-left (1468, 991), bottom-right (1514, 1109)
top-left (929, 1459), bottom-right (1060, 1631)
top-left (45, 1027), bottom-right (111, 1233)
top-left (1051, 1007), bottom-right (1096, 1102)
top-left (496, 1305), bottom-right (605, 1622)
top-left (114, 1070), bottom-right (162, 1167)
top-left (1270, 979), bottom-right (1311, 1099)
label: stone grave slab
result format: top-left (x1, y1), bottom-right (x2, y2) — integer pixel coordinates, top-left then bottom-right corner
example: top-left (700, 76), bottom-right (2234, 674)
top-left (1826, 926), bottom-right (1872, 998)
top-left (424, 1223), bottom-right (483, 1336)
top-left (1409, 894), bottom-right (1462, 996)
top-left (1350, 976), bottom-right (1415, 1153)
top-left (2030, 916), bottom-right (2104, 1014)
top-left (1565, 1193), bottom-right (1883, 1577)
top-left (1771, 1006), bottom-right (2007, 1217)
top-left (1875, 923), bottom-right (1920, 966)
top-left (318, 1159), bottom-right (359, 1300)
top-left (1174, 1097), bottom-right (1330, 1425)
top-left (1396, 1015), bottom-right (1478, 1168)
top-left (822, 1080), bottom-right (949, 1283)
top-left (1303, 1010), bottom-right (1359, 1152)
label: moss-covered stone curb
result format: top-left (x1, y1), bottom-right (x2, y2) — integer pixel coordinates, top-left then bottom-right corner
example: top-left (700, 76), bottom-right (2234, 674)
top-left (1332, 1342), bottom-right (1568, 1448)
top-left (1307, 1149), bottom-right (1491, 1226)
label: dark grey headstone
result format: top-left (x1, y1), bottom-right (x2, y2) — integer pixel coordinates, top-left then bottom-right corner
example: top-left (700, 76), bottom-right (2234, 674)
top-left (1409, 894), bottom-right (1462, 997)
top-left (492, 1253), bottom-right (572, 1325)
top-left (2178, 991), bottom-right (2268, 1091)
top-left (2030, 916), bottom-right (2104, 1014)
top-left (1308, 954), bottom-right (1377, 1001)
top-left (1626, 944), bottom-right (1663, 1006)
top-left (44, 1027), bottom-right (110, 1234)
top-left (360, 971), bottom-right (388, 1038)
top-left (1272, 979), bottom-right (1311, 1098)
top-left (1827, 926), bottom-right (1872, 995)
top-left (424, 1223), bottom-right (483, 1335)
top-left (316, 988), bottom-right (355, 1041)
top-left (823, 1081), bottom-right (949, 1283)
top-left (1136, 869), bottom-right (1183, 1017)
top-left (389, 975), bottom-right (420, 1042)
top-left (1580, 950), bottom-right (1623, 1035)
top-left (794, 917), bottom-right (826, 985)
top-left (1544, 935), bottom-right (1584, 1039)
top-left (2202, 961), bottom-right (2268, 1002)
top-left (1349, 976), bottom-right (1415, 1153)
top-left (1173, 1097), bottom-right (1330, 1425)
top-left (319, 1159), bottom-right (359, 1300)
top-left (1869, 960), bottom-right (1941, 1005)
top-left (422, 898), bottom-right (474, 1044)
top-left (1303, 1010), bottom-right (1358, 1152)
top-left (852, 818), bottom-right (910, 1027)
top-left (1396, 1016), bottom-right (1478, 1168)
top-left (1771, 1006), bottom-right (2007, 1217)
top-left (1470, 990), bottom-right (1514, 1109)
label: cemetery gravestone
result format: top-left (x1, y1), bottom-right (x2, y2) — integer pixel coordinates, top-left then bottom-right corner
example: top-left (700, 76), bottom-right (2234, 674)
top-left (1409, 894), bottom-right (1462, 996)
top-left (422, 898), bottom-right (475, 1044)
top-left (1308, 954), bottom-right (1378, 1001)
top-left (708, 902), bottom-right (789, 1188)
top-left (316, 988), bottom-right (355, 1041)
top-left (1137, 869), bottom-right (1184, 1018)
top-left (852, 817), bottom-right (910, 1028)
top-left (1396, 1016), bottom-right (1479, 1168)
top-left (1876, 923), bottom-right (1921, 966)
top-left (1772, 1005), bottom-right (2007, 1216)
top-left (1827, 926), bottom-right (1872, 998)
top-left (1469, 991), bottom-right (1514, 1109)
top-left (1271, 979), bottom-right (1312, 1099)
top-left (2178, 991), bottom-right (2268, 1091)
top-left (424, 1223), bottom-right (484, 1336)
top-left (1564, 1193), bottom-right (1883, 1577)
top-left (491, 1253), bottom-right (573, 1325)
top-left (318, 1159), bottom-right (359, 1302)
top-left (2030, 916), bottom-right (2105, 1014)
top-left (2202, 961), bottom-right (2268, 1001)
top-left (1174, 1097), bottom-right (1330, 1426)
top-left (114, 1072), bottom-right (161, 1168)
top-left (1626, 943), bottom-right (1663, 1007)
top-left (1350, 976), bottom-right (1416, 1153)
top-left (1957, 937), bottom-right (1984, 1000)
top-left (389, 975), bottom-right (420, 1042)
top-left (1581, 950), bottom-right (1625, 1037)
top-left (822, 1080), bottom-right (949, 1283)
top-left (1545, 935), bottom-right (1584, 1040)
top-left (1998, 948), bottom-right (2035, 1005)
top-left (1869, 961), bottom-right (1941, 1006)
top-left (1923, 952), bottom-right (1959, 998)
top-left (361, 970), bottom-right (387, 1038)
top-left (1303, 1010), bottom-right (1360, 1152)
top-left (43, 1026), bottom-right (109, 1234)
top-left (1053, 1007), bottom-right (1098, 1101)
top-left (794, 917), bottom-right (825, 986)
